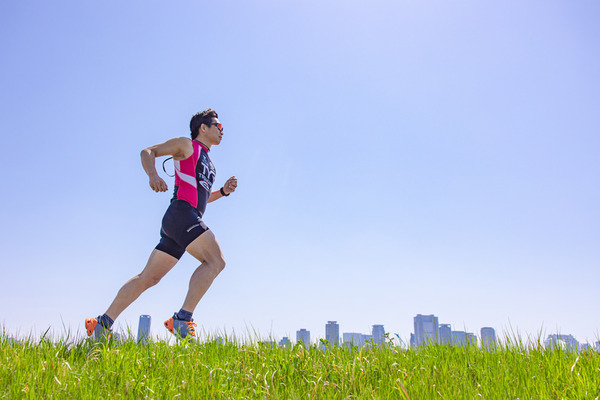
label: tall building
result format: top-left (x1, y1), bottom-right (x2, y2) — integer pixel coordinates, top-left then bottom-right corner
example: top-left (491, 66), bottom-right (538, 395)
top-left (137, 315), bottom-right (151, 344)
top-left (439, 324), bottom-right (452, 345)
top-left (279, 337), bottom-right (291, 348)
top-left (372, 325), bottom-right (385, 345)
top-left (467, 332), bottom-right (477, 346)
top-left (413, 314), bottom-right (439, 346)
top-left (296, 329), bottom-right (310, 346)
top-left (545, 334), bottom-right (579, 351)
top-left (449, 330), bottom-right (476, 346)
top-left (343, 332), bottom-right (367, 348)
top-left (481, 327), bottom-right (497, 347)
top-left (326, 321), bottom-right (340, 346)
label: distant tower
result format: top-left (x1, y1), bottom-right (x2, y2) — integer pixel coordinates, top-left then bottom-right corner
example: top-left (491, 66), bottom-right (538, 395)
top-left (413, 314), bottom-right (439, 346)
top-left (326, 321), bottom-right (340, 346)
top-left (343, 332), bottom-right (366, 348)
top-left (451, 331), bottom-right (467, 346)
top-left (372, 325), bottom-right (385, 345)
top-left (467, 332), bottom-right (477, 346)
top-left (279, 337), bottom-right (291, 348)
top-left (296, 329), bottom-right (310, 346)
top-left (545, 334), bottom-right (579, 351)
top-left (439, 324), bottom-right (452, 345)
top-left (137, 315), bottom-right (151, 344)
top-left (481, 327), bottom-right (497, 347)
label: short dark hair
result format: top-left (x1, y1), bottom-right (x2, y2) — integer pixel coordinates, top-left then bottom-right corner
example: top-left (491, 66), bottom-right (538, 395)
top-left (190, 108), bottom-right (219, 139)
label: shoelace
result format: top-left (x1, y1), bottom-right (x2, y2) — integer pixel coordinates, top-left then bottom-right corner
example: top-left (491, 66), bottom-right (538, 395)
top-left (186, 321), bottom-right (197, 336)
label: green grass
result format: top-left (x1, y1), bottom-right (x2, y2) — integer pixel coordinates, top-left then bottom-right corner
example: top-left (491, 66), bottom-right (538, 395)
top-left (1, 333), bottom-right (599, 399)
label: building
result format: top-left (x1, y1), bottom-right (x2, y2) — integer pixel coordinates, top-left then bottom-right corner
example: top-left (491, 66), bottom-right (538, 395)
top-left (413, 314), bottom-right (439, 346)
top-left (467, 332), bottom-right (477, 345)
top-left (279, 337), bottom-right (291, 348)
top-left (296, 329), bottom-right (310, 346)
top-left (450, 331), bottom-right (477, 346)
top-left (481, 327), bottom-right (497, 347)
top-left (372, 325), bottom-right (385, 345)
top-left (439, 324), bottom-right (452, 345)
top-left (137, 315), bottom-right (151, 344)
top-left (326, 321), bottom-right (340, 346)
top-left (343, 332), bottom-right (368, 348)
top-left (545, 334), bottom-right (579, 351)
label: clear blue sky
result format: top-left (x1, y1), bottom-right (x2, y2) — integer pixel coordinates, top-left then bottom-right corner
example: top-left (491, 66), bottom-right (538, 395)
top-left (1, 0), bottom-right (599, 344)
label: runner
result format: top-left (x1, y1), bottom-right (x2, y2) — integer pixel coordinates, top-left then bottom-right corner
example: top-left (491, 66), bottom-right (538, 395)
top-left (85, 108), bottom-right (237, 340)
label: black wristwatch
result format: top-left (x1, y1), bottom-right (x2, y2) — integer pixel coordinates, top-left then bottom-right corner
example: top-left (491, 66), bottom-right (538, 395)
top-left (220, 187), bottom-right (230, 197)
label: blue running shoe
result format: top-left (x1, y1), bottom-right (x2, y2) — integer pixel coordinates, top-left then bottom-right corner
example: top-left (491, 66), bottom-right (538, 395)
top-left (164, 315), bottom-right (197, 339)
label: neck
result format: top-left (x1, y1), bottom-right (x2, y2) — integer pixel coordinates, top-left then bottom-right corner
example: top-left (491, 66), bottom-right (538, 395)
top-left (194, 139), bottom-right (211, 150)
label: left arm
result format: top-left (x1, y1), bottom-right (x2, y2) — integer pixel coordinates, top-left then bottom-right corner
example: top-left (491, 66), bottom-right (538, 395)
top-left (208, 176), bottom-right (238, 203)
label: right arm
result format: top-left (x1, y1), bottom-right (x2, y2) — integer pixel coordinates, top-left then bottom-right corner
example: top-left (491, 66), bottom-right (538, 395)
top-left (141, 137), bottom-right (193, 193)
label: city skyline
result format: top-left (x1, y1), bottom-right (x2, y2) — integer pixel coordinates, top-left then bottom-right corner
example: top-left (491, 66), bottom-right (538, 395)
top-left (6, 312), bottom-right (597, 353)
top-left (2, 311), bottom-right (597, 350)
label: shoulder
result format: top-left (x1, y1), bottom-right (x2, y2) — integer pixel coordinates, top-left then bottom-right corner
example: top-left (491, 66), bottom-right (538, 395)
top-left (169, 137), bottom-right (194, 160)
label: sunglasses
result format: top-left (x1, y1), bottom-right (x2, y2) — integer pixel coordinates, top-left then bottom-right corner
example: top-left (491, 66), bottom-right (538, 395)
top-left (208, 122), bottom-right (223, 132)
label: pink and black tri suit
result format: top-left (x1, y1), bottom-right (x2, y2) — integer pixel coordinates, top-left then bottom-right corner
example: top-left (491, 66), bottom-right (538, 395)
top-left (155, 140), bottom-right (216, 259)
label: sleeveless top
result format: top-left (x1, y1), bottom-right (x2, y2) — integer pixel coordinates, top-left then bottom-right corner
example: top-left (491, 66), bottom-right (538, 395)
top-left (171, 139), bottom-right (216, 216)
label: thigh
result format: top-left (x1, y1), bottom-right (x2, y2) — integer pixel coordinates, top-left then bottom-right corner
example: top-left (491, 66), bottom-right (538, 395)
top-left (140, 249), bottom-right (180, 280)
top-left (185, 230), bottom-right (224, 264)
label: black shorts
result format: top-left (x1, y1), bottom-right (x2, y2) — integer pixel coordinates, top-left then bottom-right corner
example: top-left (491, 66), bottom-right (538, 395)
top-left (155, 200), bottom-right (209, 259)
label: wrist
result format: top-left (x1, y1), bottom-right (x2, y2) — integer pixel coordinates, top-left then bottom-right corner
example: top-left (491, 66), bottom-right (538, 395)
top-left (220, 187), bottom-right (230, 197)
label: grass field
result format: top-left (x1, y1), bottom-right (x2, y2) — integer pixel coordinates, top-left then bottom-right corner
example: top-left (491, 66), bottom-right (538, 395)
top-left (1, 333), bottom-right (599, 399)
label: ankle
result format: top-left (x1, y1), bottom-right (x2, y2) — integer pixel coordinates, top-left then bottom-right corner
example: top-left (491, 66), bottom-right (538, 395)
top-left (98, 314), bottom-right (114, 329)
top-left (174, 309), bottom-right (193, 322)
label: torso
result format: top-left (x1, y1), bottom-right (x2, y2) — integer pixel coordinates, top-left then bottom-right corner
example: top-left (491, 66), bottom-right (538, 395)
top-left (171, 139), bottom-right (216, 216)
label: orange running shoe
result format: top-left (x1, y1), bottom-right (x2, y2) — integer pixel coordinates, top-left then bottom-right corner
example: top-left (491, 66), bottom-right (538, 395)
top-left (85, 317), bottom-right (112, 341)
top-left (164, 315), bottom-right (197, 339)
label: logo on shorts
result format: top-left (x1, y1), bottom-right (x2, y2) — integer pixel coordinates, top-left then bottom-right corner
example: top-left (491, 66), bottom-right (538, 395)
top-left (186, 218), bottom-right (207, 233)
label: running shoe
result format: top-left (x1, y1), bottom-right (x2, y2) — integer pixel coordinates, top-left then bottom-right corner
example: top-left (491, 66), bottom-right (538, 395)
top-left (164, 315), bottom-right (197, 339)
top-left (85, 317), bottom-right (112, 341)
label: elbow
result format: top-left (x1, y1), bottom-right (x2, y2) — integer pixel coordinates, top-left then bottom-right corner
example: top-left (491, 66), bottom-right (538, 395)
top-left (140, 148), bottom-right (154, 161)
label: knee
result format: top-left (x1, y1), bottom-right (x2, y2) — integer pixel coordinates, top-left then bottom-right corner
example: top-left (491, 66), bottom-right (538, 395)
top-left (212, 257), bottom-right (226, 274)
top-left (140, 274), bottom-right (162, 288)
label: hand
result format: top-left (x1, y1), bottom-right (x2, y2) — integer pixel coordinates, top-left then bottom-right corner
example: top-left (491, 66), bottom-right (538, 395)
top-left (223, 176), bottom-right (238, 195)
top-left (149, 175), bottom-right (168, 192)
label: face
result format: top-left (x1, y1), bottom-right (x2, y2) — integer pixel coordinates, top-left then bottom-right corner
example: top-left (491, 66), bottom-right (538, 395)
top-left (201, 118), bottom-right (223, 146)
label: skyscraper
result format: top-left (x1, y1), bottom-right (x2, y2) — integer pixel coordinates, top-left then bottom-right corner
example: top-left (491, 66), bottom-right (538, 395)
top-left (439, 324), bottom-right (452, 345)
top-left (372, 325), bottom-right (385, 345)
top-left (343, 332), bottom-right (367, 348)
top-left (279, 337), bottom-right (291, 348)
top-left (326, 321), bottom-right (340, 346)
top-left (545, 334), bottom-right (579, 350)
top-left (296, 329), bottom-right (310, 346)
top-left (481, 327), bottom-right (497, 347)
top-left (413, 314), bottom-right (439, 346)
top-left (137, 315), bottom-right (151, 344)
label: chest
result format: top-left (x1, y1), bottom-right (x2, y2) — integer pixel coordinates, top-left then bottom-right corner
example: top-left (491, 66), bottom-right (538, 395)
top-left (196, 152), bottom-right (216, 185)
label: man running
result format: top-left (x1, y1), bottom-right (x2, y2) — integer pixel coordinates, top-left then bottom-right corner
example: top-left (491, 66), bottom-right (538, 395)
top-left (86, 108), bottom-right (237, 339)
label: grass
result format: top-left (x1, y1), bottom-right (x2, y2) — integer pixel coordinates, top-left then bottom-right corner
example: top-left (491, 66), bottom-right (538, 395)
top-left (1, 333), bottom-right (599, 399)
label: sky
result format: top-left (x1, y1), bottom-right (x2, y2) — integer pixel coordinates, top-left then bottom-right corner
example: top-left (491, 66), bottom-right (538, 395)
top-left (1, 0), bottom-right (599, 345)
